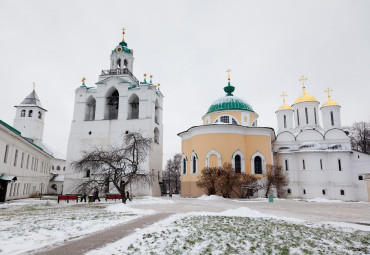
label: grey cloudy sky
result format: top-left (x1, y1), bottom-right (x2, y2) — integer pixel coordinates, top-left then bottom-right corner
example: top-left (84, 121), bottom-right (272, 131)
top-left (0, 0), bottom-right (369, 164)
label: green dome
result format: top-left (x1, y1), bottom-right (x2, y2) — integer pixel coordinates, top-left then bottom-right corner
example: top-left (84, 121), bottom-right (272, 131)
top-left (207, 95), bottom-right (254, 114)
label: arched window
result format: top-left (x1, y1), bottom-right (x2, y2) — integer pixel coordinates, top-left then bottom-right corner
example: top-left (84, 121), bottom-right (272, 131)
top-left (283, 115), bottom-right (287, 128)
top-left (21, 110), bottom-right (26, 117)
top-left (38, 111), bottom-right (42, 119)
top-left (330, 111), bottom-right (334, 126)
top-left (205, 150), bottom-right (221, 168)
top-left (235, 155), bottom-right (241, 173)
top-left (85, 96), bottom-right (96, 121)
top-left (56, 166), bottom-right (61, 170)
top-left (191, 152), bottom-right (198, 174)
top-left (215, 115), bottom-right (239, 125)
top-left (52, 165), bottom-right (54, 170)
top-left (63, 167), bottom-right (65, 171)
top-left (123, 59), bottom-right (128, 69)
top-left (105, 88), bottom-right (119, 120)
top-left (254, 156), bottom-right (262, 174)
top-left (297, 109), bottom-right (300, 125)
top-left (28, 110), bottom-right (33, 117)
top-left (85, 169), bottom-right (90, 178)
top-left (128, 94), bottom-right (139, 119)
top-left (182, 155), bottom-right (187, 175)
top-left (116, 58), bottom-right (121, 69)
top-left (314, 108), bottom-right (317, 124)
top-left (155, 100), bottom-right (159, 124)
top-left (154, 128), bottom-right (159, 144)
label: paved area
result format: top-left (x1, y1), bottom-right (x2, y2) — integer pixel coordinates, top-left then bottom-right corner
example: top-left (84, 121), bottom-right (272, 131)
top-left (32, 213), bottom-right (173, 255)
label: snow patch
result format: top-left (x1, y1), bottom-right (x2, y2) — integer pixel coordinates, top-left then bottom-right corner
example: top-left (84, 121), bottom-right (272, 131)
top-left (196, 195), bottom-right (226, 201)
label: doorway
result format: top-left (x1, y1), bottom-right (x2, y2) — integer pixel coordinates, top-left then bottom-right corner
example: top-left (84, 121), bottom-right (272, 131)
top-left (0, 181), bottom-right (8, 202)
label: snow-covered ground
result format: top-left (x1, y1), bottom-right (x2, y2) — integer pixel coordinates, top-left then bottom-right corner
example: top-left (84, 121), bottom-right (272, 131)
top-left (1, 196), bottom-right (369, 255)
top-left (0, 197), bottom-right (159, 255)
top-left (88, 207), bottom-right (370, 255)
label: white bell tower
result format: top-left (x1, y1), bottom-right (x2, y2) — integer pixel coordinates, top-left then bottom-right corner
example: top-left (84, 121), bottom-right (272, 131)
top-left (13, 85), bottom-right (47, 144)
top-left (109, 28), bottom-right (134, 72)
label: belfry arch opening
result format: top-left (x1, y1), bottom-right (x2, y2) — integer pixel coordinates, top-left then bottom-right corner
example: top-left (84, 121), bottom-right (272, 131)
top-left (155, 100), bottom-right (159, 124)
top-left (116, 58), bottom-right (121, 69)
top-left (85, 96), bottom-right (96, 121)
top-left (105, 88), bottom-right (119, 120)
top-left (128, 94), bottom-right (139, 119)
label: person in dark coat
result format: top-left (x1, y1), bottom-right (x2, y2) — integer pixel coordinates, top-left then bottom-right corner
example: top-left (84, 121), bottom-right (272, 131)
top-left (80, 189), bottom-right (87, 202)
top-left (94, 188), bottom-right (100, 202)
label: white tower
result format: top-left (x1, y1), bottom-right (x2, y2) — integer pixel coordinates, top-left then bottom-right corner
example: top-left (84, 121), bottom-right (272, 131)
top-left (292, 75), bottom-right (320, 130)
top-left (13, 87), bottom-right (47, 145)
top-left (321, 87), bottom-right (341, 130)
top-left (275, 92), bottom-right (293, 134)
top-left (65, 29), bottom-right (164, 196)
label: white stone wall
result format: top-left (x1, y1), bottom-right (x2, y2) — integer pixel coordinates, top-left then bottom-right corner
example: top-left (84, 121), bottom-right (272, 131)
top-left (0, 124), bottom-right (53, 201)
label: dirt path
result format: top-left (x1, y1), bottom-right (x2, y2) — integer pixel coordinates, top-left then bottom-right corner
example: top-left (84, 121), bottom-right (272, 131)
top-left (32, 213), bottom-right (173, 255)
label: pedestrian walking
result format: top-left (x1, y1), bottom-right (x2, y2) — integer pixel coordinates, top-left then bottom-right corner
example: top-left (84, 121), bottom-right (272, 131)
top-left (80, 189), bottom-right (87, 202)
top-left (94, 188), bottom-right (101, 202)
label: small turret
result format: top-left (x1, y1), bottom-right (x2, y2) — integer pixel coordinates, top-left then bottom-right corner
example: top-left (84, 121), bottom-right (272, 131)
top-left (276, 92), bottom-right (293, 133)
top-left (13, 83), bottom-right (47, 143)
top-left (109, 28), bottom-right (134, 72)
top-left (321, 87), bottom-right (341, 130)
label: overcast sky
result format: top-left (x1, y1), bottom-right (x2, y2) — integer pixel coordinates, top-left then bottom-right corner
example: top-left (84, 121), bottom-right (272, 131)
top-left (0, 0), bottom-right (369, 165)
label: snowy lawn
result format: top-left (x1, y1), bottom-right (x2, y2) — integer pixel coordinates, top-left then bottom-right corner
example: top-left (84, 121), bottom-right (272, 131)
top-left (0, 198), bottom-right (153, 255)
top-left (88, 208), bottom-right (370, 255)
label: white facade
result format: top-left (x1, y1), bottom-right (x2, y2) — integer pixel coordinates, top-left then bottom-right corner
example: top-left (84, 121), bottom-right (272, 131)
top-left (0, 89), bottom-right (65, 202)
top-left (274, 91), bottom-right (370, 201)
top-left (64, 36), bottom-right (163, 196)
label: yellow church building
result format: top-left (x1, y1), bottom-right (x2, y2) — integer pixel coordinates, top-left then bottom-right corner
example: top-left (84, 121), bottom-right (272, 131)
top-left (178, 71), bottom-right (275, 197)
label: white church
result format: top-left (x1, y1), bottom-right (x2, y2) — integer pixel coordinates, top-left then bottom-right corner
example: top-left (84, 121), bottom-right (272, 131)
top-left (274, 76), bottom-right (370, 201)
top-left (64, 30), bottom-right (163, 196)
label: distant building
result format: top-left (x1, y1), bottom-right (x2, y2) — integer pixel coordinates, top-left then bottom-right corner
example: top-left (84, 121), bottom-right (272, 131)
top-left (179, 74), bottom-right (370, 201)
top-left (0, 89), bottom-right (65, 202)
top-left (64, 30), bottom-right (163, 196)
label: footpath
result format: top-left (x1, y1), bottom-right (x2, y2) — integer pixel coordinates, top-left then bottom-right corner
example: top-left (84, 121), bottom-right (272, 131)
top-left (32, 213), bottom-right (173, 255)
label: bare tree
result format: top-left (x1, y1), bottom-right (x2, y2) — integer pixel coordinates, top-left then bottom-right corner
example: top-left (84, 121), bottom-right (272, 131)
top-left (346, 121), bottom-right (370, 153)
top-left (196, 166), bottom-right (220, 195)
top-left (72, 132), bottom-right (152, 203)
top-left (216, 163), bottom-right (240, 198)
top-left (163, 153), bottom-right (181, 194)
top-left (239, 173), bottom-right (258, 198)
top-left (263, 164), bottom-right (289, 198)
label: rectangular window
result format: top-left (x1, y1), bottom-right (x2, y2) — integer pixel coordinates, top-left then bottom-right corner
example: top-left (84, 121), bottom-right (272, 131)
top-left (31, 157), bottom-right (34, 170)
top-left (340, 189), bottom-right (345, 196)
top-left (297, 109), bottom-right (300, 126)
top-left (21, 153), bottom-right (24, 168)
top-left (314, 108), bottom-right (317, 124)
top-left (302, 159), bottom-right (305, 170)
top-left (14, 150), bottom-right (18, 166)
top-left (283, 115), bottom-right (287, 129)
top-left (4, 145), bottom-right (9, 163)
top-left (220, 116), bottom-right (229, 123)
top-left (359, 175), bottom-right (363, 180)
top-left (26, 155), bottom-right (30, 169)
top-left (305, 107), bottom-right (308, 124)
top-left (320, 159), bottom-right (323, 170)
top-left (331, 111), bottom-right (334, 126)
top-left (285, 159), bottom-right (288, 171)
top-left (338, 159), bottom-right (342, 171)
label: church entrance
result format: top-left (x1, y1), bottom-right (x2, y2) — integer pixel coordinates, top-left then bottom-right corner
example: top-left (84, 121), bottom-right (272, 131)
top-left (0, 181), bottom-right (8, 202)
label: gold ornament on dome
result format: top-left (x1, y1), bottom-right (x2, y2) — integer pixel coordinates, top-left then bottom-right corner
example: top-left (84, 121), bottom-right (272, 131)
top-left (293, 75), bottom-right (317, 104)
top-left (121, 27), bottom-right (126, 42)
top-left (277, 92), bottom-right (292, 111)
top-left (322, 87), bottom-right (339, 107)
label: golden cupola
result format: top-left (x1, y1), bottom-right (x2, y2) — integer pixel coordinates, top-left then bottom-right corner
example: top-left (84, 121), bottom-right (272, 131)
top-left (293, 75), bottom-right (317, 104)
top-left (276, 92), bottom-right (292, 111)
top-left (322, 87), bottom-right (339, 107)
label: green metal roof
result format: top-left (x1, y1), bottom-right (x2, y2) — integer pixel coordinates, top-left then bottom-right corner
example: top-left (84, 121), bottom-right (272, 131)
top-left (207, 96), bottom-right (254, 114)
top-left (0, 120), bottom-right (21, 135)
top-left (206, 82), bottom-right (254, 114)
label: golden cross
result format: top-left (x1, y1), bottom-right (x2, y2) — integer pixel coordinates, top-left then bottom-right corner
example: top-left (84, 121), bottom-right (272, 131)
top-left (82, 77), bottom-right (86, 84)
top-left (298, 75), bottom-right (308, 88)
top-left (226, 69), bottom-right (232, 81)
top-left (144, 73), bottom-right (147, 77)
top-left (280, 92), bottom-right (287, 103)
top-left (325, 87), bottom-right (333, 98)
top-left (33, 82), bottom-right (35, 91)
top-left (121, 27), bottom-right (126, 42)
